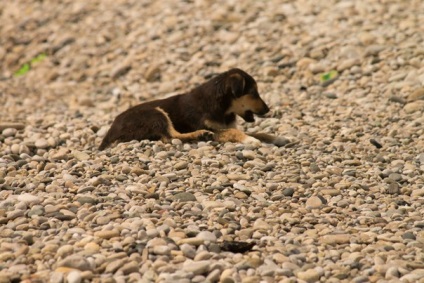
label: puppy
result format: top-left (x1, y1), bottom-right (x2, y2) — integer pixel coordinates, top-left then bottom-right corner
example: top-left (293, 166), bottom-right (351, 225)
top-left (99, 68), bottom-right (287, 150)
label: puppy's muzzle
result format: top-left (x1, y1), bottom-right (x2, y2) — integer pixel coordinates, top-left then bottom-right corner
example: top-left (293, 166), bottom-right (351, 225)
top-left (244, 100), bottom-right (270, 122)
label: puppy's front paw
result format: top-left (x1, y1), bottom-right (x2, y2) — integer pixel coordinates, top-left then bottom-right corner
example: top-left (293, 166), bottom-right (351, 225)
top-left (198, 130), bottom-right (215, 141)
top-left (243, 136), bottom-right (262, 147)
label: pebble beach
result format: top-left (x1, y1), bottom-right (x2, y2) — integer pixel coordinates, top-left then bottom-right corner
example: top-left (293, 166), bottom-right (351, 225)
top-left (1, 0), bottom-right (424, 282)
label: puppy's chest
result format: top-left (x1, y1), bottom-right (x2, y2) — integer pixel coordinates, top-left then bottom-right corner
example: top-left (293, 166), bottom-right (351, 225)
top-left (204, 118), bottom-right (236, 130)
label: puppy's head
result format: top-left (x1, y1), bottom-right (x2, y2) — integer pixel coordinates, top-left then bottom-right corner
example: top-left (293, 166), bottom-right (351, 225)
top-left (223, 68), bottom-right (270, 122)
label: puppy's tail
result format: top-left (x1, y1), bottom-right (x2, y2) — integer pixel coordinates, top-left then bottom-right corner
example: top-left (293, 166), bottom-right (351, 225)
top-left (248, 133), bottom-right (290, 147)
top-left (98, 133), bottom-right (111, 150)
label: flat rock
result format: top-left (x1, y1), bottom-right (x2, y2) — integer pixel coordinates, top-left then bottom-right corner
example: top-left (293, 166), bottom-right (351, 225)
top-left (0, 123), bottom-right (25, 131)
top-left (321, 234), bottom-right (351, 245)
top-left (94, 229), bottom-right (120, 239)
top-left (408, 88), bottom-right (424, 102)
top-left (297, 268), bottom-right (321, 283)
top-left (253, 219), bottom-right (272, 230)
top-left (173, 192), bottom-right (197, 202)
top-left (404, 101), bottom-right (424, 113)
top-left (57, 255), bottom-right (92, 271)
top-left (35, 138), bottom-right (49, 149)
top-left (72, 150), bottom-right (90, 161)
top-left (17, 193), bottom-right (41, 205)
top-left (306, 195), bottom-right (326, 209)
top-left (182, 260), bottom-right (210, 275)
top-left (411, 189), bottom-right (424, 198)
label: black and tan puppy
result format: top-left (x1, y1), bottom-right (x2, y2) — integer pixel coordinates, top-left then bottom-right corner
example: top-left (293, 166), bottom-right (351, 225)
top-left (99, 68), bottom-right (286, 150)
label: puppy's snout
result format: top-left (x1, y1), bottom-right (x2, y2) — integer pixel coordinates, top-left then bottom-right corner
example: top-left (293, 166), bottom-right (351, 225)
top-left (257, 100), bottom-right (270, 115)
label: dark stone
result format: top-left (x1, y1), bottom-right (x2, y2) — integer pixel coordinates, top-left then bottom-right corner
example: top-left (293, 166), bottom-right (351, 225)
top-left (388, 96), bottom-right (406, 104)
top-left (387, 182), bottom-right (400, 194)
top-left (173, 192), bottom-right (197, 202)
top-left (282, 187), bottom-right (295, 197)
top-left (76, 196), bottom-right (97, 205)
top-left (220, 240), bottom-right (255, 253)
top-left (145, 193), bottom-right (159, 199)
top-left (402, 231), bottom-right (416, 240)
top-left (370, 139), bottom-right (382, 149)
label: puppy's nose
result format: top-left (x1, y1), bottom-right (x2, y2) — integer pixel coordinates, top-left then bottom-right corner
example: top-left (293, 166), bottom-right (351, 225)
top-left (259, 101), bottom-right (270, 115)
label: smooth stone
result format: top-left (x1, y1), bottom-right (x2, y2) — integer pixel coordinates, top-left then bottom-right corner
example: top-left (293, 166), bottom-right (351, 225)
top-left (282, 187), bottom-right (295, 197)
top-left (2, 128), bottom-right (17, 137)
top-left (411, 189), bottom-right (424, 197)
top-left (196, 231), bottom-right (217, 243)
top-left (337, 58), bottom-right (360, 72)
top-left (50, 272), bottom-right (64, 283)
top-left (388, 173), bottom-right (402, 182)
top-left (57, 245), bottom-right (74, 258)
top-left (145, 65), bottom-right (161, 82)
top-left (385, 266), bottom-right (400, 279)
top-left (297, 268), bottom-right (321, 283)
top-left (404, 101), bottom-right (424, 113)
top-left (182, 260), bottom-right (210, 275)
top-left (364, 45), bottom-right (385, 56)
top-left (206, 269), bottom-right (221, 282)
top-left (7, 210), bottom-right (25, 220)
top-left (306, 195), bottom-right (326, 209)
top-left (220, 272), bottom-right (235, 283)
top-left (227, 173), bottom-right (250, 181)
top-left (253, 219), bottom-right (271, 230)
top-left (119, 261), bottom-right (139, 275)
top-left (174, 161), bottom-right (188, 170)
top-left (194, 251), bottom-right (212, 261)
top-left (17, 193), bottom-right (41, 205)
top-left (94, 229), bottom-right (120, 239)
top-left (111, 63), bottom-right (131, 79)
top-left (408, 88), bottom-right (424, 102)
top-left (234, 191), bottom-right (248, 199)
top-left (0, 123), bottom-right (25, 131)
top-left (105, 259), bottom-right (125, 273)
top-left (387, 182), bottom-right (400, 194)
top-left (84, 242), bottom-right (101, 253)
top-left (51, 148), bottom-right (70, 160)
top-left (402, 231), bottom-right (416, 240)
top-left (152, 245), bottom-right (171, 255)
top-left (389, 96), bottom-right (406, 104)
top-left (73, 150), bottom-right (90, 161)
top-left (173, 192), bottom-right (197, 202)
top-left (180, 244), bottom-right (196, 259)
top-left (321, 234), bottom-right (351, 245)
top-left (57, 255), bottom-right (92, 271)
top-left (241, 150), bottom-right (256, 160)
top-left (273, 137), bottom-right (290, 147)
top-left (320, 189), bottom-right (340, 196)
top-left (67, 270), bottom-right (82, 283)
top-left (35, 138), bottom-right (49, 149)
top-left (178, 238), bottom-right (205, 246)
top-left (76, 196), bottom-right (97, 205)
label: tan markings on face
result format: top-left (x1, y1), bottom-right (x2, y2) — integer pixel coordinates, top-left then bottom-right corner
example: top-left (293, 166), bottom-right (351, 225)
top-left (226, 95), bottom-right (266, 116)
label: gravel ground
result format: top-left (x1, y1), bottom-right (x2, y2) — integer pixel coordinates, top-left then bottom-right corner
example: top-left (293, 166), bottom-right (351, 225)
top-left (1, 0), bottom-right (424, 282)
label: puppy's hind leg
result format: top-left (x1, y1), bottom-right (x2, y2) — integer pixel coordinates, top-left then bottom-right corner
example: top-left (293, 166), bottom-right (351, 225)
top-left (155, 108), bottom-right (215, 142)
top-left (215, 128), bottom-right (261, 146)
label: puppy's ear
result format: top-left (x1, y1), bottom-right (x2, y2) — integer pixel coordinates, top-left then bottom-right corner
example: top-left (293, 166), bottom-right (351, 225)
top-left (226, 73), bottom-right (245, 97)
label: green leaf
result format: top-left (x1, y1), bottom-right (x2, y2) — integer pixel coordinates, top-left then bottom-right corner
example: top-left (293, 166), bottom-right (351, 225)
top-left (320, 70), bottom-right (338, 82)
top-left (30, 53), bottom-right (47, 64)
top-left (14, 53), bottom-right (47, 77)
top-left (14, 63), bottom-right (31, 77)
